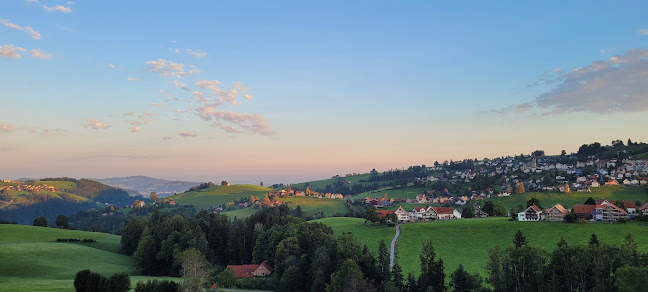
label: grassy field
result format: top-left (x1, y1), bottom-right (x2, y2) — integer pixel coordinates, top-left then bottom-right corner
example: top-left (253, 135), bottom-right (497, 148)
top-left (356, 186), bottom-right (429, 200)
top-left (292, 173), bottom-right (374, 190)
top-left (34, 181), bottom-right (77, 189)
top-left (312, 217), bottom-right (396, 253)
top-left (0, 224), bottom-right (180, 291)
top-left (278, 196), bottom-right (349, 217)
top-left (635, 152), bottom-right (648, 159)
top-left (489, 185), bottom-right (648, 210)
top-left (170, 184), bottom-right (271, 210)
top-left (223, 208), bottom-right (259, 219)
top-left (397, 218), bottom-right (648, 277)
top-left (317, 217), bottom-right (648, 278)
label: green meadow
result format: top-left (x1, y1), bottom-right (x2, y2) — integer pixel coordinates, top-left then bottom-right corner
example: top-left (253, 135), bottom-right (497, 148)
top-left (488, 185), bottom-right (648, 210)
top-left (0, 224), bottom-right (180, 292)
top-left (318, 217), bottom-right (648, 278)
top-left (277, 196), bottom-right (349, 217)
top-left (292, 173), bottom-right (375, 190)
top-left (356, 187), bottom-right (429, 200)
top-left (170, 184), bottom-right (271, 210)
top-left (34, 180), bottom-right (78, 189)
top-left (312, 217), bottom-right (396, 253)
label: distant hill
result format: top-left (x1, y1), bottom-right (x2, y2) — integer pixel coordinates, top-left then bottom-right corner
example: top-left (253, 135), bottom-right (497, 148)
top-left (94, 176), bottom-right (199, 197)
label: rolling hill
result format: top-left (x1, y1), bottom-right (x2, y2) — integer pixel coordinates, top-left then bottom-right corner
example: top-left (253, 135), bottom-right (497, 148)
top-left (169, 184), bottom-right (271, 210)
top-left (0, 224), bottom-right (180, 291)
top-left (317, 217), bottom-right (648, 278)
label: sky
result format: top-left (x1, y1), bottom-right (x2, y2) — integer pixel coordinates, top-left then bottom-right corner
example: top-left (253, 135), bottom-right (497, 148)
top-left (1, 1), bottom-right (648, 184)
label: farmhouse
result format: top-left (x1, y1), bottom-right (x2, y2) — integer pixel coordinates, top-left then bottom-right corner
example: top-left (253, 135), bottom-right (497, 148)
top-left (227, 260), bottom-right (273, 278)
top-left (394, 206), bottom-right (410, 222)
top-left (434, 207), bottom-right (460, 220)
top-left (518, 205), bottom-right (542, 221)
top-left (545, 204), bottom-right (569, 221)
top-left (473, 205), bottom-right (489, 218)
top-left (639, 202), bottom-right (648, 215)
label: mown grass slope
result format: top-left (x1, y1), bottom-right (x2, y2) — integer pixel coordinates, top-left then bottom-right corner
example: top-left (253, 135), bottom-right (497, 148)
top-left (0, 224), bottom-right (181, 291)
top-left (397, 218), bottom-right (648, 277)
top-left (170, 184), bottom-right (271, 210)
top-left (278, 196), bottom-right (349, 217)
top-left (312, 217), bottom-right (396, 253)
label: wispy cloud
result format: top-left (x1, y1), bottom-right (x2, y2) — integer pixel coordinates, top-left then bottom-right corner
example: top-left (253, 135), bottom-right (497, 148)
top-left (123, 112), bottom-right (155, 133)
top-left (149, 102), bottom-right (162, 107)
top-left (25, 0), bottom-right (39, 3)
top-left (107, 64), bottom-right (116, 68)
top-left (0, 122), bottom-right (15, 133)
top-left (126, 77), bottom-right (139, 81)
top-left (186, 49), bottom-right (207, 58)
top-left (0, 44), bottom-right (26, 59)
top-left (83, 119), bottom-right (111, 130)
top-left (31, 49), bottom-right (51, 59)
top-left (196, 109), bottom-right (274, 135)
top-left (179, 131), bottom-right (198, 137)
top-left (94, 154), bottom-right (160, 160)
top-left (194, 80), bottom-right (253, 105)
top-left (0, 19), bottom-right (41, 40)
top-left (43, 5), bottom-right (72, 13)
top-left (493, 49), bottom-right (648, 115)
top-left (639, 29), bottom-right (648, 36)
top-left (171, 80), bottom-right (189, 91)
top-left (146, 59), bottom-right (199, 78)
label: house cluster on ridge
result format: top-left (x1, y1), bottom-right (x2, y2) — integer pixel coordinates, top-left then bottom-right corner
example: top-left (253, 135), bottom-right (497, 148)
top-left (518, 198), bottom-right (641, 222)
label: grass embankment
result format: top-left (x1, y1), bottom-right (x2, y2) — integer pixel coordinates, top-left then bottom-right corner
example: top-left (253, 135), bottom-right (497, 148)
top-left (170, 184), bottom-right (271, 210)
top-left (0, 224), bottom-right (180, 291)
top-left (312, 217), bottom-right (396, 253)
top-left (318, 217), bottom-right (648, 279)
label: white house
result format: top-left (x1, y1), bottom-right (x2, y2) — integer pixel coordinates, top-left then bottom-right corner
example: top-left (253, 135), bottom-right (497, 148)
top-left (518, 205), bottom-right (543, 221)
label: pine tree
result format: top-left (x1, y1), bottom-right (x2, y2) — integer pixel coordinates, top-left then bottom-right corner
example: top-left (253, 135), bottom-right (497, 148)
top-left (418, 239), bottom-right (446, 292)
top-left (513, 230), bottom-right (528, 248)
top-left (588, 234), bottom-right (600, 246)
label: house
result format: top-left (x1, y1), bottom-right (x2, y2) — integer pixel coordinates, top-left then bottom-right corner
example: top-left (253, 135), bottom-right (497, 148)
top-left (473, 205), bottom-right (489, 218)
top-left (227, 261), bottom-right (273, 278)
top-left (434, 207), bottom-right (460, 220)
top-left (376, 210), bottom-right (396, 223)
top-left (573, 204), bottom-right (597, 220)
top-left (394, 206), bottom-right (410, 222)
top-left (518, 205), bottom-right (542, 221)
top-left (545, 204), bottom-right (569, 221)
top-left (639, 202), bottom-right (648, 215)
top-left (599, 199), bottom-right (637, 214)
top-left (605, 180), bottom-right (619, 186)
top-left (599, 204), bottom-right (627, 221)
top-left (591, 181), bottom-right (600, 188)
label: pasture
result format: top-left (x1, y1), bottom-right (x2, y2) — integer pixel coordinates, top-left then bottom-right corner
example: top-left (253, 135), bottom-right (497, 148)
top-left (170, 184), bottom-right (271, 210)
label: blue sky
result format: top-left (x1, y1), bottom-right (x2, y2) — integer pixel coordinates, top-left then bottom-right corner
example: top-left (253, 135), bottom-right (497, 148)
top-left (1, 1), bottom-right (648, 183)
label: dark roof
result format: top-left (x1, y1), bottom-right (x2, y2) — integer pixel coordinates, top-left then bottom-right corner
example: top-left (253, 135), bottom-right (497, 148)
top-left (573, 204), bottom-right (596, 214)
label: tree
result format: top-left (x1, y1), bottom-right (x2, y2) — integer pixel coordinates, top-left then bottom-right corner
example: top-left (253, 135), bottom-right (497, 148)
top-left (482, 201), bottom-right (494, 216)
top-left (584, 197), bottom-right (596, 205)
top-left (461, 205), bottom-right (475, 218)
top-left (105, 273), bottom-right (131, 292)
top-left (281, 265), bottom-right (303, 291)
top-left (561, 150), bottom-right (567, 156)
top-left (378, 240), bottom-right (390, 284)
top-left (364, 206), bottom-right (379, 223)
top-left (216, 268), bottom-right (236, 288)
top-left (221, 181), bottom-right (229, 186)
top-left (589, 234), bottom-right (600, 247)
top-left (513, 230), bottom-right (528, 248)
top-left (327, 259), bottom-right (367, 292)
top-left (294, 205), bottom-right (303, 218)
top-left (514, 182), bottom-right (525, 194)
top-left (260, 181), bottom-right (264, 187)
top-left (418, 239), bottom-right (446, 292)
top-left (526, 197), bottom-right (542, 210)
top-left (493, 202), bottom-right (507, 217)
top-left (449, 264), bottom-right (483, 292)
top-left (74, 269), bottom-right (92, 292)
top-left (616, 266), bottom-right (648, 292)
top-left (55, 214), bottom-right (69, 229)
top-left (614, 200), bottom-right (627, 211)
top-left (120, 216), bottom-right (147, 256)
top-left (33, 216), bottom-right (47, 227)
top-left (149, 192), bottom-right (158, 202)
top-left (564, 210), bottom-right (577, 223)
top-left (180, 249), bottom-right (211, 292)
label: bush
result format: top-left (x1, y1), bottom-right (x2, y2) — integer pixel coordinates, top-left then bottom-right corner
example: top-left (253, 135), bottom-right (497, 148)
top-left (74, 269), bottom-right (130, 292)
top-left (33, 216), bottom-right (47, 227)
top-left (134, 280), bottom-right (180, 292)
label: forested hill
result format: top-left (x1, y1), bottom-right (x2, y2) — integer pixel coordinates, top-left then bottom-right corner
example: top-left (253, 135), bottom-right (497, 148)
top-left (0, 178), bottom-right (144, 224)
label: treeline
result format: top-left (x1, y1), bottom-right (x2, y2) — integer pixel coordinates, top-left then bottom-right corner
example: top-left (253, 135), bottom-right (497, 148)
top-left (186, 182), bottom-right (216, 192)
top-left (0, 200), bottom-right (95, 225)
top-left (577, 140), bottom-right (648, 159)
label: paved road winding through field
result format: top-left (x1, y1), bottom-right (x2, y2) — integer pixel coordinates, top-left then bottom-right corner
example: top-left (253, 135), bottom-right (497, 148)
top-left (390, 223), bottom-right (401, 268)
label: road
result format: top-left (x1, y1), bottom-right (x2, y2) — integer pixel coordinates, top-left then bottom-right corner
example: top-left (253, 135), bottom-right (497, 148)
top-left (390, 223), bottom-right (401, 268)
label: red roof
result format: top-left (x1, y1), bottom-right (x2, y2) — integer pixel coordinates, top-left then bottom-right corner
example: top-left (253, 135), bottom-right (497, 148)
top-left (528, 205), bottom-right (541, 213)
top-left (573, 204), bottom-right (596, 215)
top-left (413, 207), bottom-right (426, 212)
top-left (260, 260), bottom-right (273, 273)
top-left (227, 264), bottom-right (259, 278)
top-left (376, 210), bottom-right (395, 217)
top-left (433, 207), bottom-right (454, 215)
top-left (640, 202), bottom-right (648, 211)
top-left (606, 203), bottom-right (628, 214)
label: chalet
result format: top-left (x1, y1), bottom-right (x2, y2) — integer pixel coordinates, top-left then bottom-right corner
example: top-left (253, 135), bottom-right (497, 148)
top-left (639, 202), bottom-right (648, 215)
top-left (597, 199), bottom-right (637, 214)
top-left (394, 206), bottom-right (410, 222)
top-left (573, 204), bottom-right (597, 220)
top-left (227, 260), bottom-right (273, 278)
top-left (473, 205), bottom-right (489, 218)
top-left (433, 207), bottom-right (460, 220)
top-left (545, 204), bottom-right (569, 221)
top-left (599, 204), bottom-right (627, 221)
top-left (518, 205), bottom-right (542, 221)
